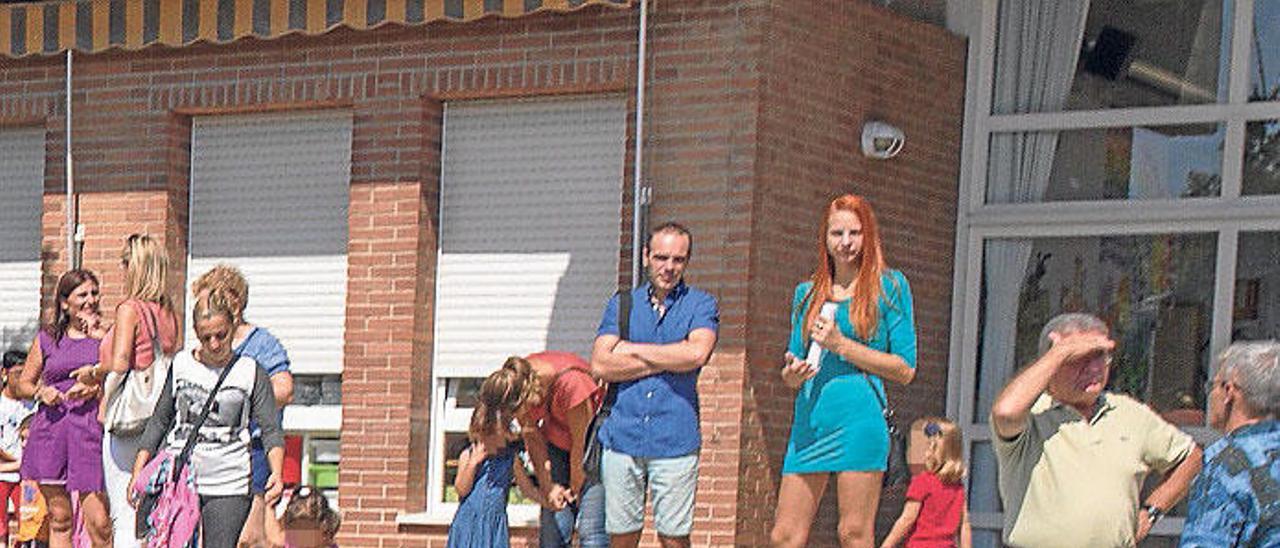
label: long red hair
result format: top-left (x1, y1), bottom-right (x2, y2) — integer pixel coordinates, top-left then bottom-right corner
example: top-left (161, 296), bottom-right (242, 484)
top-left (802, 194), bottom-right (886, 342)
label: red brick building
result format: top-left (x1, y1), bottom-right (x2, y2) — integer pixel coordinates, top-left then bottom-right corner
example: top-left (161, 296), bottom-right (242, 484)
top-left (0, 0), bottom-right (965, 545)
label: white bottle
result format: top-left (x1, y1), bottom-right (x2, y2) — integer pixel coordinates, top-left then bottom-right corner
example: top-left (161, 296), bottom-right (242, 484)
top-left (805, 302), bottom-right (839, 369)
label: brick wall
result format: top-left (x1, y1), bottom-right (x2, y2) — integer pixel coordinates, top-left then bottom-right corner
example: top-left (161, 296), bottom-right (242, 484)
top-left (739, 1), bottom-right (965, 545)
top-left (0, 0), bottom-right (964, 545)
top-left (640, 1), bottom-right (765, 545)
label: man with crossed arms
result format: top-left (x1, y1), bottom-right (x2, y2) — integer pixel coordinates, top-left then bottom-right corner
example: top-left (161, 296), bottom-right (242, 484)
top-left (591, 222), bottom-right (719, 548)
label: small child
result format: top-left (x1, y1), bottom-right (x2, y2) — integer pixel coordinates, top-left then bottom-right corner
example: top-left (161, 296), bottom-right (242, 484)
top-left (881, 417), bottom-right (972, 548)
top-left (280, 486), bottom-right (341, 548)
top-left (14, 415), bottom-right (48, 548)
top-left (446, 363), bottom-right (545, 548)
top-left (1, 349), bottom-right (35, 548)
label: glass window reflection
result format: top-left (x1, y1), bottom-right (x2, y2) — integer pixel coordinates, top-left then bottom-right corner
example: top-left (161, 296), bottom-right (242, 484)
top-left (993, 0), bottom-right (1230, 114)
top-left (1252, 0), bottom-right (1280, 102)
top-left (975, 234), bottom-right (1217, 425)
top-left (1244, 120), bottom-right (1280, 194)
top-left (988, 124), bottom-right (1224, 203)
top-left (1234, 232), bottom-right (1280, 340)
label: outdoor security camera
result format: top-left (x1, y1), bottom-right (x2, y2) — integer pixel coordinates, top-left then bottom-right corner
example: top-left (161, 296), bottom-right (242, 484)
top-left (861, 121), bottom-right (904, 159)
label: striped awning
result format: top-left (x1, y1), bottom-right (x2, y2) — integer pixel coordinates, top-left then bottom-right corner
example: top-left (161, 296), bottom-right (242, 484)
top-left (0, 0), bottom-right (631, 58)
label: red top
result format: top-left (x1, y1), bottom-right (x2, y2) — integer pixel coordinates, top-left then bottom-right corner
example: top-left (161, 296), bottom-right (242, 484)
top-left (524, 351), bottom-right (602, 451)
top-left (99, 299), bottom-right (178, 370)
top-left (905, 471), bottom-right (966, 548)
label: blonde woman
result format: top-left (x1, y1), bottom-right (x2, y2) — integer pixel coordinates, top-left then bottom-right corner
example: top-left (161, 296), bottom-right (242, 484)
top-left (93, 234), bottom-right (180, 547)
top-left (191, 265), bottom-right (294, 547)
top-left (880, 417), bottom-right (971, 548)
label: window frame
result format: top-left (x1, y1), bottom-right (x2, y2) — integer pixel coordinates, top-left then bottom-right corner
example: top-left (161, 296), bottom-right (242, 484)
top-left (949, 0), bottom-right (1280, 541)
top-left (424, 376), bottom-right (542, 525)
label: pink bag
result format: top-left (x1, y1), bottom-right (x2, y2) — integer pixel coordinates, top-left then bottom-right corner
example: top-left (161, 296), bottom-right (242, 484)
top-left (134, 351), bottom-right (238, 547)
top-left (132, 449), bottom-right (201, 548)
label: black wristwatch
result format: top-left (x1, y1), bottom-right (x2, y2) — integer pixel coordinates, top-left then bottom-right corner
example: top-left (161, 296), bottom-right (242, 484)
top-left (1143, 504), bottom-right (1165, 526)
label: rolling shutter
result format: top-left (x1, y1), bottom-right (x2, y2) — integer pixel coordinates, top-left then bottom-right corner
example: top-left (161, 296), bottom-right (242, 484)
top-left (432, 96), bottom-right (626, 377)
top-left (0, 127), bottom-right (44, 352)
top-left (187, 110), bottom-right (352, 375)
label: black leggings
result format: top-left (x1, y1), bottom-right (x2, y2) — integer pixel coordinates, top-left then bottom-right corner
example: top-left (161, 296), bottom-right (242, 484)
top-left (200, 495), bottom-right (252, 548)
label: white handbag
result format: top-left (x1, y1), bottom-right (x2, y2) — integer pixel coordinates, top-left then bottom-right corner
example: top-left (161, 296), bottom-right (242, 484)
top-left (102, 304), bottom-right (172, 437)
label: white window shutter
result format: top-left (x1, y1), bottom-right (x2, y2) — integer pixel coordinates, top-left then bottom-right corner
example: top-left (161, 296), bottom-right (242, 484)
top-left (0, 127), bottom-right (44, 352)
top-left (433, 97), bottom-right (626, 377)
top-left (187, 110), bottom-right (352, 375)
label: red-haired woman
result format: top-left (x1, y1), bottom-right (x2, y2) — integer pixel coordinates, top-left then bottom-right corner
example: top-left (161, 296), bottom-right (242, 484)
top-left (770, 194), bottom-right (917, 548)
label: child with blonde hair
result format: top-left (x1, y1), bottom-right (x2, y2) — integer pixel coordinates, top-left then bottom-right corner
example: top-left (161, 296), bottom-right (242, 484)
top-left (447, 358), bottom-right (546, 548)
top-left (881, 417), bottom-right (972, 548)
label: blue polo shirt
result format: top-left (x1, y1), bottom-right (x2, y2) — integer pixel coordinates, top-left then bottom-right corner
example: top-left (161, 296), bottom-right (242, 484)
top-left (596, 281), bottom-right (719, 458)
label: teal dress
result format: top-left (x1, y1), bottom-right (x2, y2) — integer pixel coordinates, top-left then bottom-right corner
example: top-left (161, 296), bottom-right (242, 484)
top-left (782, 270), bottom-right (917, 474)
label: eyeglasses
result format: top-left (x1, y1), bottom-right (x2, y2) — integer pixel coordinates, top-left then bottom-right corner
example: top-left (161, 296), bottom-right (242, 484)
top-left (1065, 351), bottom-right (1113, 367)
top-left (1088, 352), bottom-right (1114, 366)
top-left (1203, 378), bottom-right (1230, 396)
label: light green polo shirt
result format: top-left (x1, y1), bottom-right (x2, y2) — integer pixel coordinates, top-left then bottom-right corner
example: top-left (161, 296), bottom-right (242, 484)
top-left (992, 392), bottom-right (1194, 548)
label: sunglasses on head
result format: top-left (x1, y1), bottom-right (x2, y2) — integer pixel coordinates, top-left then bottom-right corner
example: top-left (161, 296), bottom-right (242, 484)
top-left (923, 422), bottom-right (942, 437)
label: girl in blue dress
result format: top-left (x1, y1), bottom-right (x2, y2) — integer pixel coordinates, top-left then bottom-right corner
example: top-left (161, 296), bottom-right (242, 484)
top-left (448, 360), bottom-right (545, 548)
top-left (771, 194), bottom-right (918, 548)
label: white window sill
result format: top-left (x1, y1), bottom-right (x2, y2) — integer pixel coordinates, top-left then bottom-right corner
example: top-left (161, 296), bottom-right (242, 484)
top-left (282, 405), bottom-right (342, 432)
top-left (397, 507), bottom-right (541, 528)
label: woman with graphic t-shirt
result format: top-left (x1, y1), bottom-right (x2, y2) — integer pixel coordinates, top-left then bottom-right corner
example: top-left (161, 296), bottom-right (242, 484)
top-left (514, 352), bottom-right (608, 548)
top-left (131, 288), bottom-right (284, 548)
top-left (190, 264), bottom-right (294, 548)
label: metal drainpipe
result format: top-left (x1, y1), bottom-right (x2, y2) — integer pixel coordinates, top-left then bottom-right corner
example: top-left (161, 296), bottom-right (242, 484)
top-left (630, 0), bottom-right (650, 289)
top-left (65, 50), bottom-right (78, 269)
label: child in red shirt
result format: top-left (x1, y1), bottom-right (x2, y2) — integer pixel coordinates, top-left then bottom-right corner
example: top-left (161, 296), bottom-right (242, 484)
top-left (881, 417), bottom-right (971, 548)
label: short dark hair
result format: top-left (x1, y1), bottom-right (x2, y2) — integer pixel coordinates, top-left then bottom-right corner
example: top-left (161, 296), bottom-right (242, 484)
top-left (2, 350), bottom-right (26, 370)
top-left (646, 221), bottom-right (693, 256)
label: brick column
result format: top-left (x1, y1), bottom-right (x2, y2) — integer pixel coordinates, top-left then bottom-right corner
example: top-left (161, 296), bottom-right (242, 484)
top-left (340, 180), bottom-right (436, 544)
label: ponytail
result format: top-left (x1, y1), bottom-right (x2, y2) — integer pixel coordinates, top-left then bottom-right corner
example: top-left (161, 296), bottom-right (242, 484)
top-left (468, 356), bottom-right (542, 440)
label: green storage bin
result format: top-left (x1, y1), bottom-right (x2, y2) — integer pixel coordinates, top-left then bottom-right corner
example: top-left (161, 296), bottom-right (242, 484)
top-left (309, 463), bottom-right (339, 489)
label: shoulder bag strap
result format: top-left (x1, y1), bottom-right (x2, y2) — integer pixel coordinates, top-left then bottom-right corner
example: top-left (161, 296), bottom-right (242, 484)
top-left (103, 302), bottom-right (158, 408)
top-left (860, 371), bottom-right (893, 422)
top-left (139, 302), bottom-right (162, 360)
top-left (598, 289), bottom-right (632, 413)
top-left (173, 353), bottom-right (240, 476)
top-left (618, 289), bottom-right (631, 342)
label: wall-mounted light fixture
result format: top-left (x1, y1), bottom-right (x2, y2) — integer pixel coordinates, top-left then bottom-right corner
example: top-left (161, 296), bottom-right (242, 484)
top-left (861, 121), bottom-right (904, 160)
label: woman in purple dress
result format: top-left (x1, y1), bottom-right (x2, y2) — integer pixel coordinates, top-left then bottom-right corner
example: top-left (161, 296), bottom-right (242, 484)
top-left (14, 270), bottom-right (113, 548)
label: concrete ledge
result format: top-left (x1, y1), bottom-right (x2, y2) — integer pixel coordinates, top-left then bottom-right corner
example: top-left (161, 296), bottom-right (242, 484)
top-left (396, 510), bottom-right (540, 528)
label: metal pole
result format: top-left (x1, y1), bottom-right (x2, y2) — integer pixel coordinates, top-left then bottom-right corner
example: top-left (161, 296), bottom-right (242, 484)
top-left (629, 0), bottom-right (649, 289)
top-left (65, 50), bottom-right (76, 269)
